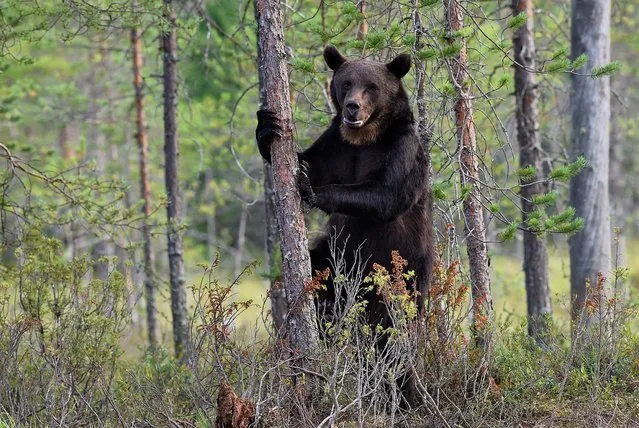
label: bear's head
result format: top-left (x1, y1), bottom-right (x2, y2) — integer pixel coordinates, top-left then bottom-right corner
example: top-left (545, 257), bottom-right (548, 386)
top-left (324, 45), bottom-right (411, 145)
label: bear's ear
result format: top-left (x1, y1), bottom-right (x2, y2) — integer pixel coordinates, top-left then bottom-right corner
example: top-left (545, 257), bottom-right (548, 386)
top-left (386, 53), bottom-right (411, 79)
top-left (324, 45), bottom-right (347, 71)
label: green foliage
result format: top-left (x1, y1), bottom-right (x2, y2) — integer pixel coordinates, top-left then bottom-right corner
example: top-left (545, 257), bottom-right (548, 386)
top-left (420, 0), bottom-right (440, 7)
top-left (591, 60), bottom-right (622, 78)
top-left (290, 57), bottom-right (316, 74)
top-left (532, 190), bottom-right (557, 206)
top-left (508, 12), bottom-right (528, 30)
top-left (517, 165), bottom-right (537, 182)
top-left (571, 53), bottom-right (589, 70)
top-left (0, 231), bottom-right (129, 425)
top-left (366, 30), bottom-right (388, 51)
top-left (545, 56), bottom-right (571, 73)
top-left (497, 221), bottom-right (520, 241)
top-left (442, 41), bottom-right (463, 58)
top-left (417, 48), bottom-right (438, 61)
top-left (548, 156), bottom-right (587, 181)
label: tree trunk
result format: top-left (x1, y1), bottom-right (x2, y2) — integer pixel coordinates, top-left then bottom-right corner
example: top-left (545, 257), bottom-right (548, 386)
top-left (233, 203), bottom-right (249, 278)
top-left (512, 0), bottom-right (552, 342)
top-left (88, 48), bottom-right (113, 283)
top-left (264, 162), bottom-right (286, 334)
top-left (356, 0), bottom-right (368, 41)
top-left (443, 0), bottom-right (492, 345)
top-left (254, 0), bottom-right (318, 356)
top-left (132, 9), bottom-right (159, 348)
top-left (205, 167), bottom-right (217, 262)
top-left (569, 0), bottom-right (611, 326)
top-left (161, 0), bottom-right (189, 359)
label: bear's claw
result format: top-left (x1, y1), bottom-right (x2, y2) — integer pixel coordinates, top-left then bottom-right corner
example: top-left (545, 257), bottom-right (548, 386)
top-left (256, 109), bottom-right (282, 161)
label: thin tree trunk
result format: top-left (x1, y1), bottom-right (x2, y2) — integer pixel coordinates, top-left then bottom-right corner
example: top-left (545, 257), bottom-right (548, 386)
top-left (412, 0), bottom-right (440, 341)
top-left (356, 0), bottom-right (368, 41)
top-left (161, 0), bottom-right (189, 359)
top-left (132, 9), bottom-right (159, 348)
top-left (233, 203), bottom-right (249, 278)
top-left (264, 162), bottom-right (286, 334)
top-left (254, 0), bottom-right (318, 356)
top-left (443, 0), bottom-right (492, 345)
top-left (569, 0), bottom-right (611, 326)
top-left (88, 48), bottom-right (113, 283)
top-left (512, 0), bottom-right (552, 342)
top-left (205, 167), bottom-right (217, 262)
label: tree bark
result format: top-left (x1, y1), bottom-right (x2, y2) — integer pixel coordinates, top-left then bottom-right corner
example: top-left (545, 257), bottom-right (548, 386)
top-left (205, 167), bottom-right (217, 262)
top-left (264, 162), bottom-right (286, 334)
top-left (161, 0), bottom-right (189, 359)
top-left (131, 8), bottom-right (159, 348)
top-left (88, 48), bottom-right (113, 283)
top-left (512, 0), bottom-right (552, 342)
top-left (254, 0), bottom-right (318, 356)
top-left (569, 0), bottom-right (611, 326)
top-left (233, 203), bottom-right (249, 278)
top-left (443, 0), bottom-right (492, 345)
top-left (356, 0), bottom-right (368, 41)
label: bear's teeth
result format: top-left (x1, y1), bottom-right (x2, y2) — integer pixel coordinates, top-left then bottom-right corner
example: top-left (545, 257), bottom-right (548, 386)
top-left (343, 119), bottom-right (364, 128)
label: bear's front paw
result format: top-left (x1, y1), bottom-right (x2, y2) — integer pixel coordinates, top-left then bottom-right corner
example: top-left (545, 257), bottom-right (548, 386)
top-left (297, 160), bottom-right (317, 207)
top-left (256, 109), bottom-right (282, 162)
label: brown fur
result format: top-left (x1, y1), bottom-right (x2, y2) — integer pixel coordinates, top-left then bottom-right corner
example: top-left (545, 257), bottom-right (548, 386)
top-left (339, 121), bottom-right (380, 146)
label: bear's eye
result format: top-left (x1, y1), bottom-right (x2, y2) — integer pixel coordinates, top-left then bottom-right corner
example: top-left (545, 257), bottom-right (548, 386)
top-left (367, 84), bottom-right (378, 92)
top-left (342, 81), bottom-right (351, 90)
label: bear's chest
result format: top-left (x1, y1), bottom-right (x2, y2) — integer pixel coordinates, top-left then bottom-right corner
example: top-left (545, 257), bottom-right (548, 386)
top-left (349, 145), bottom-right (387, 182)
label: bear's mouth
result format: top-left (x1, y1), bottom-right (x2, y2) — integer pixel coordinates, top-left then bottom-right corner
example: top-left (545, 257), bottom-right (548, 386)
top-left (342, 118), bottom-right (366, 129)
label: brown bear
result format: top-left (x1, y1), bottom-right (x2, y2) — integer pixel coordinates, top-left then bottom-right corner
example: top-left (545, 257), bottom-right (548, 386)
top-left (256, 45), bottom-right (433, 408)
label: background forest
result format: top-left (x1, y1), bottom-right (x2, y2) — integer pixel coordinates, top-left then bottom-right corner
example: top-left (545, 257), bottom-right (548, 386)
top-left (1, 0), bottom-right (639, 426)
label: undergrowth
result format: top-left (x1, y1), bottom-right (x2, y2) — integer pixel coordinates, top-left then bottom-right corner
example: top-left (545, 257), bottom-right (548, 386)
top-left (0, 233), bottom-right (638, 427)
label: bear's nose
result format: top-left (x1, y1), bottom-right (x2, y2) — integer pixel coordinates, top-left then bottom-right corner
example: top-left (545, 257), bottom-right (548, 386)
top-left (345, 102), bottom-right (360, 113)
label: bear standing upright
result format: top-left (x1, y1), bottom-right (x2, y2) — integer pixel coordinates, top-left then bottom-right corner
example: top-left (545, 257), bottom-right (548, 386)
top-left (256, 45), bottom-right (434, 405)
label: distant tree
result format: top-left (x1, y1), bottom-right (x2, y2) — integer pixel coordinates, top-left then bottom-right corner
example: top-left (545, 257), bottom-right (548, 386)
top-left (131, 0), bottom-right (158, 348)
top-left (512, 0), bottom-right (552, 341)
top-left (569, 0), bottom-right (612, 325)
top-left (443, 0), bottom-right (493, 345)
top-left (161, 0), bottom-right (189, 359)
top-left (254, 0), bottom-right (318, 355)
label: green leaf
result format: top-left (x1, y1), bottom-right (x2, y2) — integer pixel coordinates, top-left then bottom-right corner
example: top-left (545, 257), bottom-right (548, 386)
top-left (417, 48), bottom-right (437, 61)
top-left (442, 42), bottom-right (462, 58)
top-left (508, 12), bottom-right (528, 30)
top-left (498, 221), bottom-right (520, 241)
top-left (545, 57), bottom-right (570, 73)
top-left (402, 34), bottom-right (417, 47)
top-left (366, 30), bottom-right (387, 51)
top-left (420, 0), bottom-right (440, 7)
top-left (550, 207), bottom-right (576, 224)
top-left (571, 54), bottom-right (588, 71)
top-left (290, 58), bottom-right (315, 74)
top-left (518, 165), bottom-right (537, 182)
top-left (550, 46), bottom-right (569, 60)
top-left (552, 218), bottom-right (584, 234)
top-left (591, 61), bottom-right (621, 78)
top-left (461, 183), bottom-right (473, 200)
top-left (432, 182), bottom-right (447, 201)
top-left (532, 191), bottom-right (557, 206)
